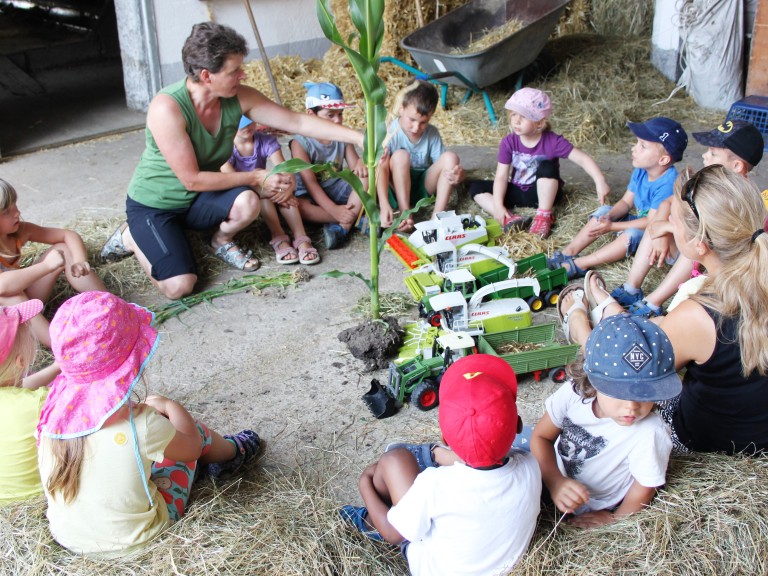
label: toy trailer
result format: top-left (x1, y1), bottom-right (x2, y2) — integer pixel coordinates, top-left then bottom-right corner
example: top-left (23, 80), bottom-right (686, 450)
top-left (477, 253), bottom-right (568, 311)
top-left (476, 322), bottom-right (580, 382)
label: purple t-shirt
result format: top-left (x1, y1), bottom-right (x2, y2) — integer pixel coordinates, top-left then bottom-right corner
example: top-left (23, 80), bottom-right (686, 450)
top-left (228, 133), bottom-right (281, 172)
top-left (497, 131), bottom-right (574, 191)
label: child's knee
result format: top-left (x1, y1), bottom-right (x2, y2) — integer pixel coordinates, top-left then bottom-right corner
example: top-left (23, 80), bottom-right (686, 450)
top-left (390, 149), bottom-right (411, 168)
top-left (439, 150), bottom-right (460, 167)
top-left (623, 229), bottom-right (644, 256)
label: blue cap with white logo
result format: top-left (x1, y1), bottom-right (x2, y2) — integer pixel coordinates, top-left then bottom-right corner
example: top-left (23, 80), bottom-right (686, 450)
top-left (627, 116), bottom-right (688, 163)
top-left (584, 314), bottom-right (681, 402)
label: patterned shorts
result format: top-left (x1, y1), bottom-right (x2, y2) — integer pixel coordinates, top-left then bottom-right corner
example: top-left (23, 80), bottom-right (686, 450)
top-left (151, 421), bottom-right (212, 521)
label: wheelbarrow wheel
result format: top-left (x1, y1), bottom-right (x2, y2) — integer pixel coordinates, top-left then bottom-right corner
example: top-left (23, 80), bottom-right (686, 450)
top-left (412, 379), bottom-right (440, 411)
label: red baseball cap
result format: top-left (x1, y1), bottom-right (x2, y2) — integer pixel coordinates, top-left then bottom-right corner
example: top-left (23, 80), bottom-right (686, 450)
top-left (438, 354), bottom-right (518, 468)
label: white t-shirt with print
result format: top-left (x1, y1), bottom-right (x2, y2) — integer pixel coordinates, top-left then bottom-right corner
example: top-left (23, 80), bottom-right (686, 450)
top-left (387, 450), bottom-right (541, 576)
top-left (545, 382), bottom-right (672, 514)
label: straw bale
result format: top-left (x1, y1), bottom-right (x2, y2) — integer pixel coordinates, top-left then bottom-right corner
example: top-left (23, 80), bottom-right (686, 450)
top-left (511, 452), bottom-right (768, 575)
top-left (3, 450), bottom-right (768, 575)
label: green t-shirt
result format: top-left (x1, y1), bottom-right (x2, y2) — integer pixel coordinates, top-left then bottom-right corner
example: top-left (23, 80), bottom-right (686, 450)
top-left (128, 79), bottom-right (243, 210)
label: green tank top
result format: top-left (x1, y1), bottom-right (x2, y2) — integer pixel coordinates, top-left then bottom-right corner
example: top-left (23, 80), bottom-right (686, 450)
top-left (128, 79), bottom-right (242, 209)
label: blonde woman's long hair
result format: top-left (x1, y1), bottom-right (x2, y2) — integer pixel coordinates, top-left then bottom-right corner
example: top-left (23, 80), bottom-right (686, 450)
top-left (675, 165), bottom-right (768, 376)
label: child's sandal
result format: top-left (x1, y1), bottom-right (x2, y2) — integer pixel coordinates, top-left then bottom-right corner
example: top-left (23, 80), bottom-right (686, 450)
top-left (269, 234), bottom-right (299, 265)
top-left (292, 235), bottom-right (320, 265)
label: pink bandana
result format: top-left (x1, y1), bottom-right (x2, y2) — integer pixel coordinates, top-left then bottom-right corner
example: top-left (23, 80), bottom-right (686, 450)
top-left (0, 300), bottom-right (43, 364)
top-left (38, 292), bottom-right (159, 439)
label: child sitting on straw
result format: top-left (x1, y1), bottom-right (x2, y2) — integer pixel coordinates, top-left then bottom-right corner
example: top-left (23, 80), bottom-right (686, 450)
top-left (0, 178), bottom-right (107, 347)
top-left (609, 120), bottom-right (765, 318)
top-left (37, 292), bottom-right (262, 557)
top-left (0, 300), bottom-right (60, 505)
top-left (532, 311), bottom-right (678, 527)
top-left (290, 82), bottom-right (367, 250)
top-left (469, 87), bottom-right (610, 239)
top-left (377, 80), bottom-right (465, 233)
top-left (340, 354), bottom-right (541, 575)
top-left (223, 116), bottom-right (319, 265)
top-left (547, 117), bottom-right (687, 278)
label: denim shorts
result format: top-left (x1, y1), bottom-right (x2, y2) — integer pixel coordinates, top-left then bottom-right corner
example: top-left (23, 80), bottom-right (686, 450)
top-left (590, 204), bottom-right (644, 256)
top-left (296, 178), bottom-right (354, 204)
top-left (126, 186), bottom-right (250, 281)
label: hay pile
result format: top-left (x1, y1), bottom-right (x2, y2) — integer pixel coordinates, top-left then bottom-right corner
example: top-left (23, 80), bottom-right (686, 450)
top-left (243, 0), bottom-right (718, 152)
top-left (3, 451), bottom-right (767, 575)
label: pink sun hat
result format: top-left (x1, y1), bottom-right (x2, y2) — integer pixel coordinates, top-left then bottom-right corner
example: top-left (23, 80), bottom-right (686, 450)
top-left (0, 299), bottom-right (44, 364)
top-left (504, 87), bottom-right (552, 121)
top-left (37, 291), bottom-right (159, 439)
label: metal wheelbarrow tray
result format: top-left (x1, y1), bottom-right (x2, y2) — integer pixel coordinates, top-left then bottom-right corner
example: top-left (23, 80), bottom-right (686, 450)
top-left (401, 0), bottom-right (571, 88)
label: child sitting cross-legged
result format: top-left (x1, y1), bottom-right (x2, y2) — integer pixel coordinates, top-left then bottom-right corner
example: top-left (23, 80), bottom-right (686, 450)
top-left (548, 117), bottom-right (688, 279)
top-left (37, 292), bottom-right (262, 557)
top-left (376, 80), bottom-right (465, 233)
top-left (290, 82), bottom-right (367, 250)
top-left (534, 304), bottom-right (679, 527)
top-left (340, 354), bottom-right (542, 575)
top-left (469, 87), bottom-right (610, 239)
top-left (222, 116), bottom-right (319, 265)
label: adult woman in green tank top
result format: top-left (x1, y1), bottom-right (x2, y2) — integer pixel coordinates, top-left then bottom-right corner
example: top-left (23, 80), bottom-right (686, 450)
top-left (101, 22), bottom-right (363, 300)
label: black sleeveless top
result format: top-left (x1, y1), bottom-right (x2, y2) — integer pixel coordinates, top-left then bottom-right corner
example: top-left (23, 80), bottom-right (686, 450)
top-left (673, 306), bottom-right (768, 454)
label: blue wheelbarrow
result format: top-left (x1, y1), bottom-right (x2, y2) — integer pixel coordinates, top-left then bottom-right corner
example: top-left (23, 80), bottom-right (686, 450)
top-left (385, 0), bottom-right (572, 123)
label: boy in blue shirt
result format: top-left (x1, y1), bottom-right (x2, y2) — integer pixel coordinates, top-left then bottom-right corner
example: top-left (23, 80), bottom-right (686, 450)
top-left (548, 117), bottom-right (688, 279)
top-left (377, 80), bottom-right (465, 233)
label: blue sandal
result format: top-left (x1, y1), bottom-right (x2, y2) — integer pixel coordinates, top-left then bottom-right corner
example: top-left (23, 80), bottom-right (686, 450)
top-left (561, 254), bottom-right (587, 280)
top-left (339, 505), bottom-right (384, 541)
top-left (628, 299), bottom-right (663, 319)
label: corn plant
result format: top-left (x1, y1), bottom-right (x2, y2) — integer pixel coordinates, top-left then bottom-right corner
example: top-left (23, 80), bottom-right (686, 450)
top-left (273, 0), bottom-right (429, 319)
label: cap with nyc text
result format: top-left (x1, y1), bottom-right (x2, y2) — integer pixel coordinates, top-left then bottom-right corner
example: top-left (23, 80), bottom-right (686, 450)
top-left (584, 314), bottom-right (681, 402)
top-left (438, 354), bottom-right (519, 468)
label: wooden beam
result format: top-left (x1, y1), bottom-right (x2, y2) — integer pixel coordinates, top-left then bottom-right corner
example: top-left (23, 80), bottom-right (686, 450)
top-left (747, 0), bottom-right (768, 95)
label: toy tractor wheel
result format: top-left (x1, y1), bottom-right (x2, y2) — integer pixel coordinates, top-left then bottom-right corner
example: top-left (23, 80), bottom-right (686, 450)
top-left (549, 367), bottom-right (568, 383)
top-left (426, 311), bottom-right (442, 327)
top-left (545, 290), bottom-right (559, 307)
top-left (527, 295), bottom-right (545, 312)
top-left (412, 379), bottom-right (440, 411)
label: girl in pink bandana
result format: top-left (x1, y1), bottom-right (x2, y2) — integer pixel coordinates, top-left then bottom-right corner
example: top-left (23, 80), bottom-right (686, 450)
top-left (36, 292), bottom-right (262, 557)
top-left (0, 300), bottom-right (60, 504)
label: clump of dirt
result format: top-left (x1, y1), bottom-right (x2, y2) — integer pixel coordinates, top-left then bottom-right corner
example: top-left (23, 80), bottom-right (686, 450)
top-left (338, 317), bottom-right (403, 371)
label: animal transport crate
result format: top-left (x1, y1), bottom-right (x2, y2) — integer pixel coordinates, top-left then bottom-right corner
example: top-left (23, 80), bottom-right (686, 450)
top-left (725, 95), bottom-right (768, 151)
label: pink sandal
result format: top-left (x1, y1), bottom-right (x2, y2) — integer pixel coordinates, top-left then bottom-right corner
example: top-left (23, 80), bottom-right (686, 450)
top-left (292, 235), bottom-right (320, 265)
top-left (269, 235), bottom-right (299, 265)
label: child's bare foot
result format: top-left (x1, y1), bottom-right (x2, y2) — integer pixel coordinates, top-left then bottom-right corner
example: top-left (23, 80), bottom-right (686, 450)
top-left (397, 217), bottom-right (415, 233)
top-left (557, 284), bottom-right (590, 345)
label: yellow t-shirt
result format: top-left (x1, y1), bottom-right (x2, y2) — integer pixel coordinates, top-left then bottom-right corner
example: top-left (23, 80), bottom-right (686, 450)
top-left (761, 189), bottom-right (768, 211)
top-left (38, 406), bottom-right (176, 558)
top-left (0, 386), bottom-right (48, 504)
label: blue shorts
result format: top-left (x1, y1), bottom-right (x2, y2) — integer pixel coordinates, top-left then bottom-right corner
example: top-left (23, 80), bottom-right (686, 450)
top-left (590, 205), bottom-right (644, 256)
top-left (126, 186), bottom-right (251, 281)
top-left (296, 179), bottom-right (354, 204)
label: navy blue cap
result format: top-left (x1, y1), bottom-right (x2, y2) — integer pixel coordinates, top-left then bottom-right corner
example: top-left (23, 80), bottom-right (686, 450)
top-left (627, 117), bottom-right (688, 163)
top-left (584, 314), bottom-right (681, 402)
top-left (693, 120), bottom-right (764, 167)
